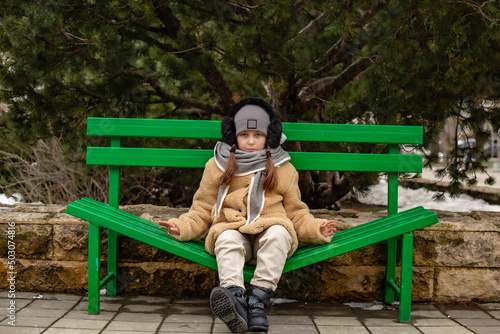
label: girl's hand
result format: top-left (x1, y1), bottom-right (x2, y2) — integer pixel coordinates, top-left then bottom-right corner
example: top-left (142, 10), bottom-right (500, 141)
top-left (320, 220), bottom-right (337, 238)
top-left (158, 221), bottom-right (180, 237)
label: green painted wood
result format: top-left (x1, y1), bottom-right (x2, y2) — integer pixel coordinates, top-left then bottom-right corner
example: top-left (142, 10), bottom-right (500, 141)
top-left (86, 117), bottom-right (423, 144)
top-left (384, 237), bottom-right (398, 303)
top-left (88, 224), bottom-right (101, 314)
top-left (399, 233), bottom-right (414, 323)
top-left (86, 147), bottom-right (423, 173)
top-left (66, 199), bottom-right (218, 271)
top-left (109, 137), bottom-right (121, 208)
top-left (387, 144), bottom-right (400, 215)
top-left (282, 209), bottom-right (437, 272)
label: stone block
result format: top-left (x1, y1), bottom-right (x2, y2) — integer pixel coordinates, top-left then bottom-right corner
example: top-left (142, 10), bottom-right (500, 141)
top-left (118, 237), bottom-right (152, 262)
top-left (113, 262), bottom-right (217, 297)
top-left (277, 265), bottom-right (386, 301)
top-left (435, 268), bottom-right (500, 302)
top-left (0, 223), bottom-right (53, 259)
top-left (411, 266), bottom-right (435, 301)
top-left (13, 259), bottom-right (88, 292)
top-left (53, 224), bottom-right (89, 261)
top-left (413, 230), bottom-right (500, 267)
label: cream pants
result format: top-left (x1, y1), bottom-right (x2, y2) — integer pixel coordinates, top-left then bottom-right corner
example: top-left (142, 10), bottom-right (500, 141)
top-left (214, 225), bottom-right (292, 291)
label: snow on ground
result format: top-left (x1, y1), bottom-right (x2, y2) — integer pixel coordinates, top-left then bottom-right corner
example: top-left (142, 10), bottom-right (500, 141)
top-left (0, 193), bottom-right (23, 206)
top-left (359, 179), bottom-right (500, 212)
top-left (3, 180), bottom-right (500, 212)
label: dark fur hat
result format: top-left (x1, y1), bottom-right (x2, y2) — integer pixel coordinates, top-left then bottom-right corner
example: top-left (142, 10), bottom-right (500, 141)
top-left (221, 97), bottom-right (282, 148)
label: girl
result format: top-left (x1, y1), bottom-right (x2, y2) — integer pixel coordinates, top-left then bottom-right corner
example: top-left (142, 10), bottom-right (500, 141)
top-left (159, 97), bottom-right (336, 333)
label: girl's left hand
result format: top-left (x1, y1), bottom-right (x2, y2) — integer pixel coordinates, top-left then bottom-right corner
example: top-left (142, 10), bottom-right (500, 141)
top-left (320, 220), bottom-right (337, 237)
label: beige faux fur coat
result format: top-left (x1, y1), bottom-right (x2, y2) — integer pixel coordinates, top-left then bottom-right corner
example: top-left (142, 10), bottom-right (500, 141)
top-left (169, 158), bottom-right (332, 257)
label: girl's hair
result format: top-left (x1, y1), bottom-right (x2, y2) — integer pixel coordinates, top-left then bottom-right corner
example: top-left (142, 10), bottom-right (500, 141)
top-left (263, 146), bottom-right (278, 192)
top-left (219, 144), bottom-right (278, 192)
top-left (219, 145), bottom-right (238, 186)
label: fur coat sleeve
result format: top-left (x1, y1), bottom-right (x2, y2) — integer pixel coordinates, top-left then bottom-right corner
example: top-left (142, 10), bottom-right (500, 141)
top-left (282, 168), bottom-right (332, 245)
top-left (168, 159), bottom-right (221, 241)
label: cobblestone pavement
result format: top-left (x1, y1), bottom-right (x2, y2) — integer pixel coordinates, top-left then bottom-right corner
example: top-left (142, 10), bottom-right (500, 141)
top-left (1, 292), bottom-right (499, 334)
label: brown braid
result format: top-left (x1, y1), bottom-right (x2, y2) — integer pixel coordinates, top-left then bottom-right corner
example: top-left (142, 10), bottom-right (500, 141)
top-left (219, 145), bottom-right (238, 185)
top-left (263, 145), bottom-right (278, 192)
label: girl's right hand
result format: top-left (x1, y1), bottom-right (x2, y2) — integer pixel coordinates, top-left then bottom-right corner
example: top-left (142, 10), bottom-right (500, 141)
top-left (158, 221), bottom-right (180, 236)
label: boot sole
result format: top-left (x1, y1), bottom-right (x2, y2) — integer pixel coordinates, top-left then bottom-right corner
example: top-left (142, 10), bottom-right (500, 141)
top-left (249, 324), bottom-right (269, 332)
top-left (210, 287), bottom-right (248, 333)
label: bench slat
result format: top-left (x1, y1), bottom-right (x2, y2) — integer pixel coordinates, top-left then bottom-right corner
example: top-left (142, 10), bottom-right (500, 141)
top-left (87, 118), bottom-right (422, 144)
top-left (284, 209), bottom-right (437, 272)
top-left (87, 147), bottom-right (422, 173)
top-left (66, 199), bottom-right (217, 270)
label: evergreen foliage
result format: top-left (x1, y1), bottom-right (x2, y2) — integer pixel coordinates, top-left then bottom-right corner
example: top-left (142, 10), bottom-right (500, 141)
top-left (0, 0), bottom-right (499, 206)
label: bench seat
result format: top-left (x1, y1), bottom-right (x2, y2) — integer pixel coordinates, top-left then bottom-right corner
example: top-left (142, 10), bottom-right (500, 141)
top-left (65, 117), bottom-right (440, 322)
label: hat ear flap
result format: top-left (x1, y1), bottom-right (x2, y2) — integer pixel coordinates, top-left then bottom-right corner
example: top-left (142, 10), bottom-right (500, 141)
top-left (221, 116), bottom-right (236, 146)
top-left (266, 117), bottom-right (282, 148)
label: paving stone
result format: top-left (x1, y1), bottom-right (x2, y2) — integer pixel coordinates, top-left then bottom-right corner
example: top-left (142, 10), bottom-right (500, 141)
top-left (410, 309), bottom-right (447, 318)
top-left (478, 303), bottom-right (500, 311)
top-left (466, 327), bottom-right (500, 334)
top-left (268, 315), bottom-right (314, 325)
top-left (413, 318), bottom-right (463, 326)
top-left (307, 304), bottom-right (355, 317)
top-left (0, 316), bottom-right (57, 327)
top-left (51, 318), bottom-right (109, 330)
top-left (164, 314), bottom-right (213, 323)
top-left (0, 298), bottom-right (32, 309)
top-left (363, 318), bottom-right (415, 327)
top-left (212, 322), bottom-right (235, 333)
top-left (158, 322), bottom-right (213, 333)
top-left (0, 327), bottom-right (44, 334)
top-left (313, 316), bottom-right (363, 326)
top-left (62, 310), bottom-right (115, 321)
top-left (445, 309), bottom-right (492, 319)
top-left (487, 310), bottom-right (500, 319)
top-left (16, 308), bottom-right (68, 318)
top-left (316, 326), bottom-right (370, 334)
top-left (73, 301), bottom-right (123, 312)
top-left (120, 304), bottom-right (166, 313)
top-left (31, 293), bottom-right (83, 301)
top-left (166, 304), bottom-right (213, 315)
top-left (113, 312), bottom-right (163, 322)
top-left (29, 300), bottom-right (79, 310)
top-left (455, 318), bottom-right (500, 326)
top-left (418, 327), bottom-right (474, 334)
top-left (267, 324), bottom-right (318, 334)
top-left (105, 320), bottom-right (161, 332)
top-left (126, 295), bottom-right (172, 304)
top-left (45, 329), bottom-right (101, 334)
top-left (368, 327), bottom-right (421, 334)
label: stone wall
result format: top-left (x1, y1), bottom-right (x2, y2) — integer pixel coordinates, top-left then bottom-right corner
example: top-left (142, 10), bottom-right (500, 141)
top-left (1, 203), bottom-right (499, 303)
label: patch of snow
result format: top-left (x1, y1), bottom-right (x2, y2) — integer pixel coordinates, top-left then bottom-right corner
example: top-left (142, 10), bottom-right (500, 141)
top-left (0, 193), bottom-right (23, 205)
top-left (359, 179), bottom-right (500, 212)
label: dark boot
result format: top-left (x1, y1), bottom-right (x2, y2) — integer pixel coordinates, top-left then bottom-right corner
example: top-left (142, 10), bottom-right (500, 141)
top-left (210, 286), bottom-right (248, 333)
top-left (247, 285), bottom-right (272, 332)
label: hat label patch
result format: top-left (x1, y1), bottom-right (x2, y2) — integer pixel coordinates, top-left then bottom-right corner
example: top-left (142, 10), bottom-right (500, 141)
top-left (247, 119), bottom-right (257, 129)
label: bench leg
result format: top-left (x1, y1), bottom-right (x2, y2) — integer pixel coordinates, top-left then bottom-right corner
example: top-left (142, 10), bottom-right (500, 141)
top-left (384, 237), bottom-right (398, 304)
top-left (88, 224), bottom-right (101, 314)
top-left (107, 230), bottom-right (118, 296)
top-left (399, 233), bottom-right (414, 323)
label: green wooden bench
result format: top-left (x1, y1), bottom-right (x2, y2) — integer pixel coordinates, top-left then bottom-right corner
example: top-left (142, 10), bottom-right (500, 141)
top-left (65, 117), bottom-right (439, 322)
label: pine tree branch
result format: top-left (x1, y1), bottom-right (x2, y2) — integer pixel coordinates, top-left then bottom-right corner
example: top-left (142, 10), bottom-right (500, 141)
top-left (153, 1), bottom-right (181, 38)
top-left (199, 62), bottom-right (234, 113)
top-left (312, 0), bottom-right (390, 77)
top-left (123, 71), bottom-right (216, 113)
top-left (299, 58), bottom-right (371, 105)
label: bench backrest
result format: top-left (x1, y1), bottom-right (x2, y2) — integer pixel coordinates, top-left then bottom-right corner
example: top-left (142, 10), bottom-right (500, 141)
top-left (86, 117), bottom-right (423, 215)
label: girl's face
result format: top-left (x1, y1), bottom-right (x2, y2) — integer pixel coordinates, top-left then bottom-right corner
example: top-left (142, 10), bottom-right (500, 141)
top-left (237, 131), bottom-right (267, 152)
